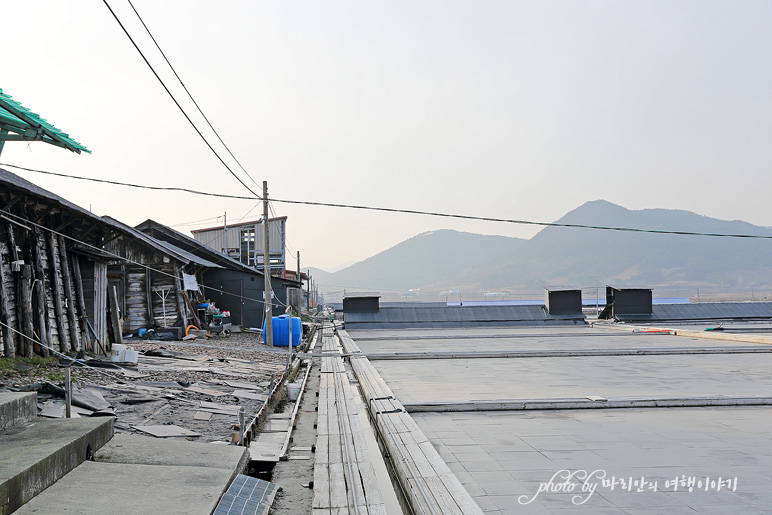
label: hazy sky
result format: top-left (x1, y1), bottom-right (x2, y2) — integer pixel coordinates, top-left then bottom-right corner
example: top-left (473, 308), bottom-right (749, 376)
top-left (2, 1), bottom-right (771, 272)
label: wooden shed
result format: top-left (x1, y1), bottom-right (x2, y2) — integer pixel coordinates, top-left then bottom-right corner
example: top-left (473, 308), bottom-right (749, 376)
top-left (101, 217), bottom-right (220, 335)
top-left (136, 220), bottom-right (300, 329)
top-left (0, 168), bottom-right (123, 357)
top-left (0, 169), bottom-right (218, 358)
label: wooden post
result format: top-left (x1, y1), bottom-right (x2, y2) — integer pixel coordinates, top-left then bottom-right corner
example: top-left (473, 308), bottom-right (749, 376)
top-left (0, 241), bottom-right (14, 358)
top-left (46, 231), bottom-right (69, 352)
top-left (33, 281), bottom-right (49, 357)
top-left (145, 267), bottom-right (153, 327)
top-left (20, 265), bottom-right (34, 357)
top-left (93, 262), bottom-right (108, 353)
top-left (6, 222), bottom-right (22, 356)
top-left (262, 181), bottom-right (273, 345)
top-left (31, 229), bottom-right (51, 357)
top-left (58, 235), bottom-right (80, 352)
top-left (108, 284), bottom-right (123, 345)
top-left (71, 254), bottom-right (90, 353)
top-left (172, 263), bottom-right (188, 329)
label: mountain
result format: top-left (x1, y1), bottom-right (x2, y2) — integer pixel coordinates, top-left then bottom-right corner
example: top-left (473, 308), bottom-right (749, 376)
top-left (473, 200), bottom-right (772, 293)
top-left (311, 200), bottom-right (772, 297)
top-left (310, 230), bottom-right (526, 293)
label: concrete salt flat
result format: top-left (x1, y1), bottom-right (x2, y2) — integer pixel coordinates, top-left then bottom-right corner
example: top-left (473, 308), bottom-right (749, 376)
top-left (372, 353), bottom-right (772, 403)
top-left (413, 407), bottom-right (772, 514)
top-left (348, 326), bottom-right (605, 340)
top-left (355, 332), bottom-right (746, 354)
top-left (349, 324), bottom-right (772, 514)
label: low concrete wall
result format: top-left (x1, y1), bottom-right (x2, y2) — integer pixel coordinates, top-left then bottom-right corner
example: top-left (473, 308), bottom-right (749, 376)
top-left (0, 417), bottom-right (114, 514)
top-left (0, 393), bottom-right (36, 432)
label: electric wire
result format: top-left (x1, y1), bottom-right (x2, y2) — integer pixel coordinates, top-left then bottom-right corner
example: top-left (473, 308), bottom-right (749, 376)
top-left (0, 208), bottom-right (282, 313)
top-left (0, 319), bottom-right (124, 380)
top-left (5, 162), bottom-right (772, 240)
top-left (125, 0), bottom-right (263, 192)
top-left (0, 163), bottom-right (258, 201)
top-left (101, 0), bottom-right (260, 198)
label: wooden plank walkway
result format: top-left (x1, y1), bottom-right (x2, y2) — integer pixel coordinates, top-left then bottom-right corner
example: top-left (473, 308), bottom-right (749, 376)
top-left (338, 329), bottom-right (484, 515)
top-left (313, 324), bottom-right (386, 515)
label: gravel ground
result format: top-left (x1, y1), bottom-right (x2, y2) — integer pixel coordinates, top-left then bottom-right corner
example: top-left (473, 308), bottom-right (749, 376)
top-left (2, 332), bottom-right (294, 443)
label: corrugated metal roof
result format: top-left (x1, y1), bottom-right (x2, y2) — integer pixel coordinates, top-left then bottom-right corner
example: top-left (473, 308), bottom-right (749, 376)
top-left (344, 305), bottom-right (585, 329)
top-left (102, 216), bottom-right (222, 269)
top-left (0, 89), bottom-right (90, 154)
top-left (135, 219), bottom-right (264, 275)
top-left (0, 167), bottom-right (102, 223)
top-left (616, 302), bottom-right (772, 322)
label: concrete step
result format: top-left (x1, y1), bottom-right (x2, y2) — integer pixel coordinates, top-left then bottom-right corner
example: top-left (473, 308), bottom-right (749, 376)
top-left (0, 392), bottom-right (37, 432)
top-left (0, 416), bottom-right (113, 514)
top-left (15, 435), bottom-right (249, 515)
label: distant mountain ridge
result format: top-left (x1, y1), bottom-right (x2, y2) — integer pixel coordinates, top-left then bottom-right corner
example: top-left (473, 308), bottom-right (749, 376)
top-left (310, 200), bottom-right (772, 298)
top-left (308, 229), bottom-right (525, 293)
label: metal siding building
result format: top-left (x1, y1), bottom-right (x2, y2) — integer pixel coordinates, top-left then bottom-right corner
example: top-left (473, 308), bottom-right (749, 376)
top-left (191, 217), bottom-right (286, 271)
top-left (136, 219), bottom-right (299, 329)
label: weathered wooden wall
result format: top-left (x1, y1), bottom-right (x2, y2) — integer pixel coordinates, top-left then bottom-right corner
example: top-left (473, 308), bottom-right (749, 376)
top-left (150, 264), bottom-right (180, 328)
top-left (0, 224), bottom-right (91, 357)
top-left (125, 265), bottom-right (149, 332)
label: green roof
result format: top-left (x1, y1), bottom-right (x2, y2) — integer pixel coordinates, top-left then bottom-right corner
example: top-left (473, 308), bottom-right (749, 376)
top-left (0, 88), bottom-right (90, 154)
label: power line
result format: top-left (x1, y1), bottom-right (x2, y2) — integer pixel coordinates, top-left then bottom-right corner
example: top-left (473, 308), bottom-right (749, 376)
top-left (1, 163), bottom-right (258, 201)
top-left (5, 162), bottom-right (772, 241)
top-left (0, 319), bottom-right (120, 379)
top-left (101, 0), bottom-right (260, 198)
top-left (0, 208), bottom-right (278, 313)
top-left (170, 215), bottom-right (222, 227)
top-left (125, 0), bottom-right (263, 192)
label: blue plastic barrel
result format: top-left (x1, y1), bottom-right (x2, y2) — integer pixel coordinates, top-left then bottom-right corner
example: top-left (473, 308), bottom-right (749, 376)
top-left (262, 315), bottom-right (301, 346)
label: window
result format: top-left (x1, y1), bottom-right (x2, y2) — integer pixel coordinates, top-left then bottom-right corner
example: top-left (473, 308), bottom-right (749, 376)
top-left (240, 228), bottom-right (255, 266)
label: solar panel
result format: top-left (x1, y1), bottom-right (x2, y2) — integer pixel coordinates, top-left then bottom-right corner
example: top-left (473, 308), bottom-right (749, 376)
top-left (213, 475), bottom-right (279, 515)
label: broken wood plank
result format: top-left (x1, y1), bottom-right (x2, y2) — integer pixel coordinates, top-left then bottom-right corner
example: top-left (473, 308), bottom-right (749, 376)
top-left (133, 424), bottom-right (201, 437)
top-left (194, 411), bottom-right (213, 421)
top-left (231, 389), bottom-right (268, 401)
top-left (185, 386), bottom-right (228, 397)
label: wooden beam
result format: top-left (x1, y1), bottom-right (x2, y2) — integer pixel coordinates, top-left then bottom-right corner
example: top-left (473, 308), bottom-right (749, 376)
top-left (58, 235), bottom-right (80, 353)
top-left (54, 218), bottom-right (73, 233)
top-left (172, 262), bottom-right (188, 328)
top-left (5, 221), bottom-right (22, 357)
top-left (93, 262), bottom-right (108, 353)
top-left (31, 228), bottom-right (51, 358)
top-left (101, 230), bottom-right (122, 247)
top-left (71, 254), bottom-right (90, 353)
top-left (2, 193), bottom-right (23, 212)
top-left (107, 284), bottom-right (123, 345)
top-left (46, 230), bottom-right (69, 352)
top-left (0, 233), bottom-right (15, 358)
top-left (19, 265), bottom-right (34, 357)
top-left (35, 207), bottom-right (55, 224)
top-left (145, 266), bottom-right (153, 329)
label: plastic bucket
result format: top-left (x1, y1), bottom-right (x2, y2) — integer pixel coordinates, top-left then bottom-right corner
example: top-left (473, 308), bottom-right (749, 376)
top-left (287, 383), bottom-right (301, 401)
top-left (124, 349), bottom-right (139, 363)
top-left (111, 344), bottom-right (126, 362)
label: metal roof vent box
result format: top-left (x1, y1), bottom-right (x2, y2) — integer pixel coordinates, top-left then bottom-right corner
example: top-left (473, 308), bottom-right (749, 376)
top-left (599, 286), bottom-right (652, 319)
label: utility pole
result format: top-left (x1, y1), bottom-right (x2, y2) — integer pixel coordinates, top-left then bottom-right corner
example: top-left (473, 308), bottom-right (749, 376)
top-left (222, 212), bottom-right (227, 255)
top-left (262, 182), bottom-right (273, 346)
top-left (297, 251), bottom-right (301, 310)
